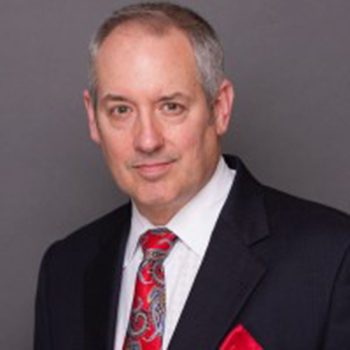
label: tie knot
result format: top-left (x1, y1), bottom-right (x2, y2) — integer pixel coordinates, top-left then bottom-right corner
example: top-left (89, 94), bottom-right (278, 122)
top-left (140, 228), bottom-right (177, 261)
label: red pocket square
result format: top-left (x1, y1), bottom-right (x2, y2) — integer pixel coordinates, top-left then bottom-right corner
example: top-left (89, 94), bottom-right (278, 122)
top-left (220, 324), bottom-right (263, 350)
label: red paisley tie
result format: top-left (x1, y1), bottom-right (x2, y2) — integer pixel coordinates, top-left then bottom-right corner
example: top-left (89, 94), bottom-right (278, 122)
top-left (123, 228), bottom-right (177, 350)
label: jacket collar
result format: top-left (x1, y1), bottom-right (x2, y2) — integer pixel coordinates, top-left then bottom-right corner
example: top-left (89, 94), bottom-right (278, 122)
top-left (168, 155), bottom-right (269, 350)
top-left (84, 204), bottom-right (131, 350)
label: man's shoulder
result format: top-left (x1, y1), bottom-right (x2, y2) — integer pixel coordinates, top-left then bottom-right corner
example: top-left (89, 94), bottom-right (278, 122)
top-left (263, 185), bottom-right (350, 245)
top-left (43, 203), bottom-right (131, 264)
top-left (227, 154), bottom-right (350, 242)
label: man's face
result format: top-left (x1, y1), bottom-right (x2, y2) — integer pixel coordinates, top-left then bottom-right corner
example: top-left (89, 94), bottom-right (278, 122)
top-left (84, 24), bottom-right (233, 224)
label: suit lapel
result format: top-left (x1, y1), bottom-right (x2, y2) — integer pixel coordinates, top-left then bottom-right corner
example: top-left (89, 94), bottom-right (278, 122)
top-left (84, 205), bottom-right (131, 350)
top-left (169, 156), bottom-right (269, 350)
top-left (82, 156), bottom-right (269, 350)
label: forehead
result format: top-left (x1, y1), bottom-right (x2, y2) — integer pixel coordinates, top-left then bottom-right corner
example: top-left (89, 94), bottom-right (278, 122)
top-left (94, 23), bottom-right (200, 96)
top-left (99, 20), bottom-right (192, 50)
top-left (97, 22), bottom-right (196, 66)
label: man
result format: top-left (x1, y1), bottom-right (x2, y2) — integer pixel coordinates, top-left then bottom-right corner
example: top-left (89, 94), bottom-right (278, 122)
top-left (34, 2), bottom-right (350, 350)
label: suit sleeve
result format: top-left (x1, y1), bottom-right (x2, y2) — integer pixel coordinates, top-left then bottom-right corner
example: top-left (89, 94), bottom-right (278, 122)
top-left (322, 245), bottom-right (350, 348)
top-left (34, 246), bottom-right (55, 350)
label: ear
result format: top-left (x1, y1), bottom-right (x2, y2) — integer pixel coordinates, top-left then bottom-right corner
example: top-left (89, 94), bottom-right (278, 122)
top-left (83, 89), bottom-right (101, 144)
top-left (213, 79), bottom-right (234, 135)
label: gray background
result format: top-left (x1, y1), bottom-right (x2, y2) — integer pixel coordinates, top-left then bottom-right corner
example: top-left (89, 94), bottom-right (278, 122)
top-left (1, 0), bottom-right (349, 348)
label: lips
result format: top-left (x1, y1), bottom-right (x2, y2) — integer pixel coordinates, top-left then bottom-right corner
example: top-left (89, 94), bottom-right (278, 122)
top-left (132, 160), bottom-right (175, 180)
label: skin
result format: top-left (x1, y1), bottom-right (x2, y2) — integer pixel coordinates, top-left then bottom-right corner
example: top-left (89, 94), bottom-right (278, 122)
top-left (84, 24), bottom-right (234, 225)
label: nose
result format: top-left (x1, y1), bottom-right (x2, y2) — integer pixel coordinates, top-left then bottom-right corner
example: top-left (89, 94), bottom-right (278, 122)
top-left (133, 112), bottom-right (164, 154)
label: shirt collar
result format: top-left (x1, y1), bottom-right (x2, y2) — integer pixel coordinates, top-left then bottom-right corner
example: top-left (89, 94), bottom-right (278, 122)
top-left (124, 157), bottom-right (235, 267)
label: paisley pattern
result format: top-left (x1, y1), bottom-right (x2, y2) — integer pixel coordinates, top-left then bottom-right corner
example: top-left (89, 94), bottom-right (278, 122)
top-left (123, 228), bottom-right (177, 350)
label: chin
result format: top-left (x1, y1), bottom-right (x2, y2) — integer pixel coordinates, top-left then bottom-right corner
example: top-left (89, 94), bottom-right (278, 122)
top-left (133, 187), bottom-right (180, 209)
top-left (136, 192), bottom-right (173, 208)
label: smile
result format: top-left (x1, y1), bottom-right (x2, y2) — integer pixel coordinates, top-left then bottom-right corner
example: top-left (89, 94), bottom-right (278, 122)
top-left (133, 160), bottom-right (175, 180)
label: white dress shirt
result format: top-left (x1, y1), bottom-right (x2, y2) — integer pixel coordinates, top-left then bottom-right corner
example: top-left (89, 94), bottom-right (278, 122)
top-left (114, 157), bottom-right (235, 349)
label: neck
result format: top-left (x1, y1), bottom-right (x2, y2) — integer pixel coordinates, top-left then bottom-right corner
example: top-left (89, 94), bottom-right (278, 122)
top-left (136, 200), bottom-right (186, 226)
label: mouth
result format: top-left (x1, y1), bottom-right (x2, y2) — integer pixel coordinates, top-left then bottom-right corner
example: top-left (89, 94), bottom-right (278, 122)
top-left (132, 159), bottom-right (176, 180)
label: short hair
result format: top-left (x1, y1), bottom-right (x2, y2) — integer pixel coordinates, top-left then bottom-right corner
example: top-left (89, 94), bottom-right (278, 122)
top-left (88, 2), bottom-right (225, 108)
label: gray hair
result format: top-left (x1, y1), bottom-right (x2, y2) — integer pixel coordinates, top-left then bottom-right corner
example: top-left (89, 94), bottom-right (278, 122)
top-left (88, 2), bottom-right (225, 108)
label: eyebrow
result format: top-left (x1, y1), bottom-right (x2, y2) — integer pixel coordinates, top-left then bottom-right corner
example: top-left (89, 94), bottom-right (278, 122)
top-left (100, 92), bottom-right (191, 105)
top-left (101, 94), bottom-right (131, 104)
top-left (158, 92), bottom-right (190, 102)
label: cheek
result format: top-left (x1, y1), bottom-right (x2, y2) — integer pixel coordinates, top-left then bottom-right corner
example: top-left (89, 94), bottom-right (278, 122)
top-left (99, 123), bottom-right (128, 152)
top-left (169, 117), bottom-right (208, 150)
top-left (178, 122), bottom-right (215, 158)
top-left (100, 133), bottom-right (131, 172)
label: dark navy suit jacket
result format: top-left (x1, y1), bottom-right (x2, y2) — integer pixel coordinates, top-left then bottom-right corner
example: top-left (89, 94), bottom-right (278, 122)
top-left (34, 156), bottom-right (350, 349)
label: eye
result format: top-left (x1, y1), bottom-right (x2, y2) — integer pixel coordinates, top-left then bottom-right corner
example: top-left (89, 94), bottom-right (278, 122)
top-left (161, 102), bottom-right (185, 115)
top-left (109, 104), bottom-right (132, 118)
